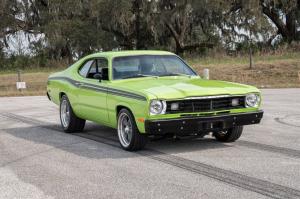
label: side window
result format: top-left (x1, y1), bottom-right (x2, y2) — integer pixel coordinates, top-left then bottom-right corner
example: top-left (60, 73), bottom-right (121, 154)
top-left (97, 59), bottom-right (108, 69)
top-left (79, 60), bottom-right (94, 77)
top-left (79, 58), bottom-right (109, 80)
top-left (97, 59), bottom-right (109, 81)
top-left (87, 61), bottom-right (97, 78)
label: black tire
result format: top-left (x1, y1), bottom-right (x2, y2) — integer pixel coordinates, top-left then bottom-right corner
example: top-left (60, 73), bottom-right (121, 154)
top-left (60, 95), bottom-right (86, 133)
top-left (117, 109), bottom-right (148, 151)
top-left (214, 126), bottom-right (243, 142)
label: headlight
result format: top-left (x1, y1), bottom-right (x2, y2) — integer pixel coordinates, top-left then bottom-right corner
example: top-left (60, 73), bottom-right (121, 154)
top-left (150, 100), bottom-right (167, 115)
top-left (245, 93), bottom-right (260, 107)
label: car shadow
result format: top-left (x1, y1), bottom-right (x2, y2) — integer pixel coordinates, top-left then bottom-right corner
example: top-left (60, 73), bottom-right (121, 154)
top-left (2, 122), bottom-right (233, 161)
top-left (84, 123), bottom-right (233, 153)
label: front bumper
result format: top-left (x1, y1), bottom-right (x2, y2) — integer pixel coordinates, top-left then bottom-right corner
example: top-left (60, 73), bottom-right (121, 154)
top-left (145, 111), bottom-right (264, 135)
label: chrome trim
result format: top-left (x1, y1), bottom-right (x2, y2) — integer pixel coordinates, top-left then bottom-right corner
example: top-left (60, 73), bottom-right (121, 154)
top-left (184, 95), bottom-right (236, 100)
top-left (149, 100), bottom-right (167, 115)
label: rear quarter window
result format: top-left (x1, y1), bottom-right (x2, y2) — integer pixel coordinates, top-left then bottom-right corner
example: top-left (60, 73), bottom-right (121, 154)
top-left (79, 60), bottom-right (94, 77)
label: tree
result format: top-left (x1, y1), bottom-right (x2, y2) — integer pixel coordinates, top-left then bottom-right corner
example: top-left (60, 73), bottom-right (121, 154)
top-left (153, 0), bottom-right (214, 54)
top-left (228, 0), bottom-right (300, 44)
top-left (260, 0), bottom-right (300, 42)
top-left (1, 0), bottom-right (299, 64)
top-left (95, 0), bottom-right (156, 50)
top-left (30, 0), bottom-right (102, 61)
top-left (0, 0), bottom-right (35, 46)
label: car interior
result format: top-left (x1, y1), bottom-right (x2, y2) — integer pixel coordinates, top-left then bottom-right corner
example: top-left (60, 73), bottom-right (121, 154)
top-left (79, 59), bottom-right (109, 80)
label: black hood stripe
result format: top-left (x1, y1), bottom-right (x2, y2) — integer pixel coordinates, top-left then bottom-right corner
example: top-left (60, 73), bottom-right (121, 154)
top-left (48, 77), bottom-right (147, 101)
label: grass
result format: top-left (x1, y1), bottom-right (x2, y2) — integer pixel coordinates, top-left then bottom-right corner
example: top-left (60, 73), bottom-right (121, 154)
top-left (188, 52), bottom-right (300, 88)
top-left (0, 67), bottom-right (61, 75)
top-left (0, 52), bottom-right (300, 97)
top-left (0, 72), bottom-right (54, 97)
top-left (187, 51), bottom-right (300, 66)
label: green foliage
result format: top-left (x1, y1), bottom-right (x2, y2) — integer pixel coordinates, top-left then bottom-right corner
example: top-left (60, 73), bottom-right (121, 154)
top-left (0, 0), bottom-right (299, 70)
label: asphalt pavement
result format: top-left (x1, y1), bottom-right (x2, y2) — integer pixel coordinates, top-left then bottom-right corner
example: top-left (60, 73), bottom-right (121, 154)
top-left (0, 89), bottom-right (300, 199)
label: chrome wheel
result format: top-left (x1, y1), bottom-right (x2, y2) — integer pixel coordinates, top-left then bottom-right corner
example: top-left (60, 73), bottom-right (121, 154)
top-left (60, 99), bottom-right (70, 128)
top-left (118, 112), bottom-right (133, 147)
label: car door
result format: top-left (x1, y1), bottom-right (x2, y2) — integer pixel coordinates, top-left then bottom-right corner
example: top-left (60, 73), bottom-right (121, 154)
top-left (77, 58), bottom-right (109, 124)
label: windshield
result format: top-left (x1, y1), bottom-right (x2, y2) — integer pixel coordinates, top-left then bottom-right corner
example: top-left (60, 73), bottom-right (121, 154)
top-left (112, 55), bottom-right (197, 80)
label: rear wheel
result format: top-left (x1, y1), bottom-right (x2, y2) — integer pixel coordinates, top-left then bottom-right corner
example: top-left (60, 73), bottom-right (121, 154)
top-left (213, 126), bottom-right (243, 142)
top-left (117, 109), bottom-right (148, 151)
top-left (60, 95), bottom-right (85, 133)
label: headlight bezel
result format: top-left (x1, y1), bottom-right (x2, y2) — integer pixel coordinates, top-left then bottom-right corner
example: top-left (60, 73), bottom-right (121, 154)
top-left (245, 93), bottom-right (261, 108)
top-left (149, 100), bottom-right (167, 115)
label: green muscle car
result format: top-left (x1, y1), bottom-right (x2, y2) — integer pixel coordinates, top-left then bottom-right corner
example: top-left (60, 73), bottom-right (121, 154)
top-left (47, 50), bottom-right (263, 151)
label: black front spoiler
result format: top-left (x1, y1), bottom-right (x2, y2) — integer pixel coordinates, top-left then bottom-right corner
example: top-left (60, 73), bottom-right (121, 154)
top-left (145, 111), bottom-right (264, 135)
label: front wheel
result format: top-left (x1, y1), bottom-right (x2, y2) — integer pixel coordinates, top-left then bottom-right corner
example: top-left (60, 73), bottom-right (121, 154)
top-left (60, 95), bottom-right (86, 133)
top-left (117, 109), bottom-right (148, 151)
top-left (213, 126), bottom-right (243, 142)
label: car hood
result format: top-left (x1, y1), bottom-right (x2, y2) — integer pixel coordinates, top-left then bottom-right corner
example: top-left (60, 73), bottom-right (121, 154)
top-left (112, 76), bottom-right (260, 100)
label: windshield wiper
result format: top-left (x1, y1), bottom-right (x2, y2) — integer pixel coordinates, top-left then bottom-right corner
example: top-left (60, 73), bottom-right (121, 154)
top-left (122, 74), bottom-right (158, 79)
top-left (159, 73), bottom-right (191, 77)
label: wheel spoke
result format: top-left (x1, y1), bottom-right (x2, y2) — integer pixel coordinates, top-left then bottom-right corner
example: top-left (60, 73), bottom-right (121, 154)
top-left (127, 130), bottom-right (132, 141)
top-left (122, 119), bottom-right (128, 126)
top-left (60, 99), bottom-right (70, 128)
top-left (117, 113), bottom-right (133, 147)
top-left (125, 132), bottom-right (129, 141)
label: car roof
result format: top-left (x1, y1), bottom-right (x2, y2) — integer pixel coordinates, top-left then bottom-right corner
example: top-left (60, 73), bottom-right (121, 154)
top-left (86, 50), bottom-right (176, 59)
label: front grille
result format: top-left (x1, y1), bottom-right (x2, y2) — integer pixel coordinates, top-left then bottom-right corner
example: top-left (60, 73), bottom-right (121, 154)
top-left (166, 96), bottom-right (245, 114)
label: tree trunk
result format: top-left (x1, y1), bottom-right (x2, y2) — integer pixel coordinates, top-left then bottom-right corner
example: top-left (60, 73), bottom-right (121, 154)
top-left (175, 43), bottom-right (184, 55)
top-left (133, 0), bottom-right (142, 49)
top-left (286, 11), bottom-right (297, 42)
top-left (249, 47), bottom-right (253, 69)
top-left (260, 0), bottom-right (298, 42)
top-left (165, 22), bottom-right (184, 55)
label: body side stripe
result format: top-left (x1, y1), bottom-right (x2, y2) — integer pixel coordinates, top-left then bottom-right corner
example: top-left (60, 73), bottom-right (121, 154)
top-left (48, 77), bottom-right (147, 101)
